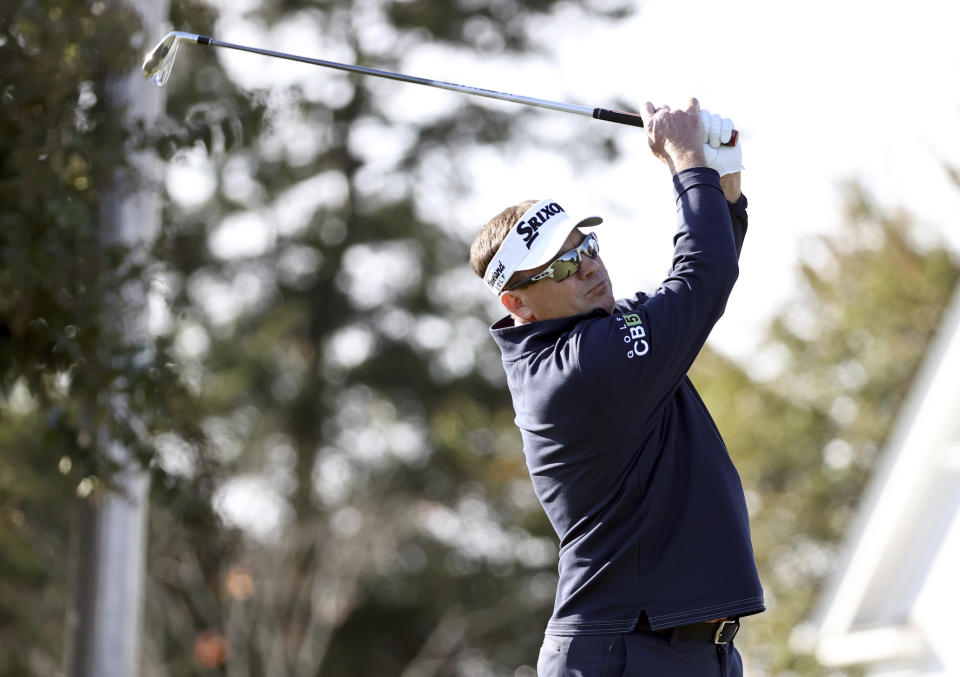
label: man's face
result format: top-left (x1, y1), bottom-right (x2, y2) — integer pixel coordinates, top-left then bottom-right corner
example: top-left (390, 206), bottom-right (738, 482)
top-left (505, 228), bottom-right (616, 323)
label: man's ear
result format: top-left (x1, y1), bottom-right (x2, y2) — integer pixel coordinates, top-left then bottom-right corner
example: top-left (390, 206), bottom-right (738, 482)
top-left (500, 291), bottom-right (536, 324)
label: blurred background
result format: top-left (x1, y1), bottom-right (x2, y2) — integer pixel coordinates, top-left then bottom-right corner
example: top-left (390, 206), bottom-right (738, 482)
top-left (2, 0), bottom-right (959, 675)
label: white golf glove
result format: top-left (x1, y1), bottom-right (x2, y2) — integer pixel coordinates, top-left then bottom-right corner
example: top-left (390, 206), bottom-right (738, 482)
top-left (699, 109), bottom-right (743, 176)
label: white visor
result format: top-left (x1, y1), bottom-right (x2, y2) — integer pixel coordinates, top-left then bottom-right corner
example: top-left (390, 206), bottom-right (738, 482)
top-left (483, 198), bottom-right (603, 294)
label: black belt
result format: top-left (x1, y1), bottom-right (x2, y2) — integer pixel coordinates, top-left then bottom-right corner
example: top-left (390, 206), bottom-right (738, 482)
top-left (634, 616), bottom-right (740, 645)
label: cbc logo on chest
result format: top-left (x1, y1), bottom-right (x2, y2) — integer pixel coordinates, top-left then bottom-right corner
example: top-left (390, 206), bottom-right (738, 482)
top-left (616, 312), bottom-right (649, 359)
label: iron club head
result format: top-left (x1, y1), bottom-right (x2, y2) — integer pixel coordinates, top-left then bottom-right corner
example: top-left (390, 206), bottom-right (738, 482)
top-left (142, 31), bottom-right (201, 87)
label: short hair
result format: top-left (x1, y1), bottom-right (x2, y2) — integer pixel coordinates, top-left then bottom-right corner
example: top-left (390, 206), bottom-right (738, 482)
top-left (469, 199), bottom-right (539, 284)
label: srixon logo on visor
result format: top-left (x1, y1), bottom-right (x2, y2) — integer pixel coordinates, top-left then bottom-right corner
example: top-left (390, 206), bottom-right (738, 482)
top-left (516, 202), bottom-right (565, 249)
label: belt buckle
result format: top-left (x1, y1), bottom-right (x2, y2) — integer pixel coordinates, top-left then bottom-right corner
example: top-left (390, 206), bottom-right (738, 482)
top-left (713, 619), bottom-right (739, 645)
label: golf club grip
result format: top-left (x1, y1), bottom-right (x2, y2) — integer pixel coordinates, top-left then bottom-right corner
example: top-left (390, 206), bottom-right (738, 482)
top-left (593, 108), bottom-right (645, 127)
top-left (593, 108), bottom-right (739, 146)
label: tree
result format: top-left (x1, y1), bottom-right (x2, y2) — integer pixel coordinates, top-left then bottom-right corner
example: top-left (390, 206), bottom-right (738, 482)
top-left (690, 180), bottom-right (959, 675)
top-left (0, 2), bottom-right (181, 674)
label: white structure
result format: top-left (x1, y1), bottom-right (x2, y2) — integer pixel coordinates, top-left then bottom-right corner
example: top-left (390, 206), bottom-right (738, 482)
top-left (805, 284), bottom-right (960, 675)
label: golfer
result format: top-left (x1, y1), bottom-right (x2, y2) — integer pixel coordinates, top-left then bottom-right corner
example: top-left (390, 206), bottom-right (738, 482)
top-left (469, 99), bottom-right (764, 676)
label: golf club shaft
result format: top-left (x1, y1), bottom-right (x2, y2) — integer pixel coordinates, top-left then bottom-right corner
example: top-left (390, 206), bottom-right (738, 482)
top-left (153, 33), bottom-right (737, 145)
top-left (204, 36), bottom-right (613, 121)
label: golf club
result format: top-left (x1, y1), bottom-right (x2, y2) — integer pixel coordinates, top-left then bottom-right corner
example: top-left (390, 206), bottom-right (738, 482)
top-left (143, 31), bottom-right (737, 145)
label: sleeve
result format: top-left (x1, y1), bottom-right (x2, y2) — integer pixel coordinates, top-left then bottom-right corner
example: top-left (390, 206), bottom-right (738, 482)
top-left (577, 168), bottom-right (742, 418)
top-left (729, 193), bottom-right (748, 258)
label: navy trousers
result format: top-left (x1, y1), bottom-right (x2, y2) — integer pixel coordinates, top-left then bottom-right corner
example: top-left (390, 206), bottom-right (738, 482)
top-left (536, 630), bottom-right (743, 677)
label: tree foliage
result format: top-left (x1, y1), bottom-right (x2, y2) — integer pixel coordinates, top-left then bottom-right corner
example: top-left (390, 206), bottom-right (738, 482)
top-left (1, 3), bottom-right (163, 674)
top-left (691, 181), bottom-right (959, 675)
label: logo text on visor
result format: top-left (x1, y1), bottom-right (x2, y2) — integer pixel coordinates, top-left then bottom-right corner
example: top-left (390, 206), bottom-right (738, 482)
top-left (517, 202), bottom-right (565, 249)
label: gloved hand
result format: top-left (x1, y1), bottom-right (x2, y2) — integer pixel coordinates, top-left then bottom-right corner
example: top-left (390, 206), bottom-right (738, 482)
top-left (699, 109), bottom-right (743, 176)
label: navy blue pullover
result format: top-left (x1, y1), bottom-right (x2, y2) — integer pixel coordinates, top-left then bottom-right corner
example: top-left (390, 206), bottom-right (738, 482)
top-left (490, 168), bottom-right (764, 634)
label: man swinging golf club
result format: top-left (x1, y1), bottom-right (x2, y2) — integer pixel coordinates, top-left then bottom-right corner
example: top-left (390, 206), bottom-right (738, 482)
top-left (470, 98), bottom-right (764, 676)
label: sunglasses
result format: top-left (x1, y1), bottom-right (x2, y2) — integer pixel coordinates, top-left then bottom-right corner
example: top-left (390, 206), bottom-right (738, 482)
top-left (504, 232), bottom-right (600, 292)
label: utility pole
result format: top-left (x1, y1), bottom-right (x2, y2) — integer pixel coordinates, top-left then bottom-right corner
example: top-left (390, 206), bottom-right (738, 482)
top-left (65, 0), bottom-right (168, 675)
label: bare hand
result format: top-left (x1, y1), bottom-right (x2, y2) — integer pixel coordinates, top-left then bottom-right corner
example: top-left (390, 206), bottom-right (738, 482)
top-left (643, 98), bottom-right (707, 175)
